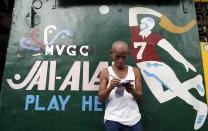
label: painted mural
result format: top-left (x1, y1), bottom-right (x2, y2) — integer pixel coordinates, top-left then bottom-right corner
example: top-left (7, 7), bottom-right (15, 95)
top-left (0, 0), bottom-right (207, 131)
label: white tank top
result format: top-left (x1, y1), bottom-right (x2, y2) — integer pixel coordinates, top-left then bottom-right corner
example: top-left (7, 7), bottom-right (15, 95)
top-left (104, 66), bottom-right (141, 126)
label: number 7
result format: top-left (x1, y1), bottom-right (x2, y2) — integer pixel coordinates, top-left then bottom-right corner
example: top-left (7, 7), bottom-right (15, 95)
top-left (134, 42), bottom-right (147, 59)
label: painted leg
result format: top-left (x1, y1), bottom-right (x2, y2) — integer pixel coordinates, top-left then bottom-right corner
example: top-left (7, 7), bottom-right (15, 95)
top-left (141, 70), bottom-right (176, 103)
top-left (194, 101), bottom-right (207, 130)
top-left (153, 70), bottom-right (207, 130)
top-left (182, 74), bottom-right (205, 97)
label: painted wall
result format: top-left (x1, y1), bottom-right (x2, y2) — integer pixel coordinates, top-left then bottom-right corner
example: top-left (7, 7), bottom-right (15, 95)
top-left (0, 0), bottom-right (207, 131)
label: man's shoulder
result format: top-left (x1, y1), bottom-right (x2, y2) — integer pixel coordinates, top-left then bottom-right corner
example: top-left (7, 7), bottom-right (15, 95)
top-left (132, 66), bottom-right (140, 71)
top-left (101, 67), bottom-right (108, 72)
top-left (130, 66), bottom-right (141, 75)
top-left (100, 67), bottom-right (109, 77)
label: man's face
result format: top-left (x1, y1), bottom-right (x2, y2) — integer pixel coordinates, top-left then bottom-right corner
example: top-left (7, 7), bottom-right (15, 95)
top-left (111, 49), bottom-right (129, 68)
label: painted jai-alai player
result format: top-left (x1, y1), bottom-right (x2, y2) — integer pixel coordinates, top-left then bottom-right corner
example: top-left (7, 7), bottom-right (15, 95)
top-left (129, 7), bottom-right (207, 130)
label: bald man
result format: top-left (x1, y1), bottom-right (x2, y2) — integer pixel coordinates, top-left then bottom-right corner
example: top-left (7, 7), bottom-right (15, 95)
top-left (99, 41), bottom-right (143, 131)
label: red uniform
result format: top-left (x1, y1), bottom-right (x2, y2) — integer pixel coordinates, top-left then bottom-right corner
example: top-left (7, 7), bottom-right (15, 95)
top-left (130, 26), bottom-right (163, 63)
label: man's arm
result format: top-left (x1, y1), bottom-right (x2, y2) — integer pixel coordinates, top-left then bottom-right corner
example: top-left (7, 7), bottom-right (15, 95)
top-left (126, 67), bottom-right (143, 101)
top-left (129, 7), bottom-right (162, 27)
top-left (158, 39), bottom-right (196, 72)
top-left (98, 68), bottom-right (120, 103)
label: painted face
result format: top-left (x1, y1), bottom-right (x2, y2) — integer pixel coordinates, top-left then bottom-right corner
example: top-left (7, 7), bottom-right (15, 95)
top-left (140, 17), bottom-right (155, 31)
top-left (140, 21), bottom-right (148, 30)
top-left (111, 49), bottom-right (129, 68)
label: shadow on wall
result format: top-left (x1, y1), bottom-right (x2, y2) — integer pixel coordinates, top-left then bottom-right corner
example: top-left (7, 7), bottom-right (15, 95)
top-left (57, 0), bottom-right (181, 7)
top-left (0, 0), bottom-right (14, 90)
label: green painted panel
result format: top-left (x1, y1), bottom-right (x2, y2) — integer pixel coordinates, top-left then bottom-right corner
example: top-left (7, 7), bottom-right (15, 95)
top-left (0, 0), bottom-right (207, 131)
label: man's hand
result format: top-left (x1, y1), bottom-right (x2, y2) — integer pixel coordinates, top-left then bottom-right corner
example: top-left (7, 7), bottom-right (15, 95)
top-left (125, 84), bottom-right (134, 93)
top-left (99, 68), bottom-right (120, 103)
top-left (109, 78), bottom-right (121, 90)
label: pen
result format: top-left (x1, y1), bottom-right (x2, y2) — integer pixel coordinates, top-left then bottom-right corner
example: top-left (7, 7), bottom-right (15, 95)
top-left (110, 75), bottom-right (118, 79)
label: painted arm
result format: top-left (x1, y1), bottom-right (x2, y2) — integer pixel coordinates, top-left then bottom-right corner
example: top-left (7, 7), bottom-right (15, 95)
top-left (129, 7), bottom-right (196, 33)
top-left (158, 39), bottom-right (196, 72)
top-left (129, 7), bottom-right (162, 26)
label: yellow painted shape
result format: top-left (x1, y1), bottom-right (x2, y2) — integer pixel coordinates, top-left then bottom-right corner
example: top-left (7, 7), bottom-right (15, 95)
top-left (159, 15), bottom-right (196, 33)
top-left (195, 0), bottom-right (208, 2)
top-left (200, 42), bottom-right (208, 104)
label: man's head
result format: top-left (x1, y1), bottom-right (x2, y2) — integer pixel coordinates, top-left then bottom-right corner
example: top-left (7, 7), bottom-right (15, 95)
top-left (110, 41), bottom-right (129, 68)
top-left (140, 17), bottom-right (155, 31)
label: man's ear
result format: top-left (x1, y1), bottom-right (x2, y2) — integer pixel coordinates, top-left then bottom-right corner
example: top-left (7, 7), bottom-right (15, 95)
top-left (128, 50), bottom-right (131, 55)
top-left (109, 50), bottom-right (113, 56)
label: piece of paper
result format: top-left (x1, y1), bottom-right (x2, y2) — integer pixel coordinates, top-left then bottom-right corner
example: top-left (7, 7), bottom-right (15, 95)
top-left (119, 80), bottom-right (134, 87)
